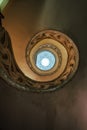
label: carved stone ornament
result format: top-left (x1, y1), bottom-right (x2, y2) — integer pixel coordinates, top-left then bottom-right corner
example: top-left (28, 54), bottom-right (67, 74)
top-left (0, 16), bottom-right (79, 92)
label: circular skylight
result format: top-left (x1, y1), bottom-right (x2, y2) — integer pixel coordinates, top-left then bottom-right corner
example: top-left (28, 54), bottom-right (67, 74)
top-left (36, 50), bottom-right (56, 71)
top-left (41, 58), bottom-right (50, 67)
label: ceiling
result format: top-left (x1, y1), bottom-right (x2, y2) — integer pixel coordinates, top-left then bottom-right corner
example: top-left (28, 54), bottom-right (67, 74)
top-left (0, 0), bottom-right (87, 129)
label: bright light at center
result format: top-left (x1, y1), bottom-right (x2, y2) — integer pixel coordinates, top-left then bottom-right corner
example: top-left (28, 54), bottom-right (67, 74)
top-left (41, 58), bottom-right (50, 67)
top-left (36, 50), bottom-right (56, 71)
